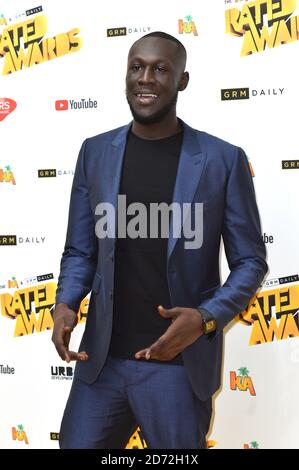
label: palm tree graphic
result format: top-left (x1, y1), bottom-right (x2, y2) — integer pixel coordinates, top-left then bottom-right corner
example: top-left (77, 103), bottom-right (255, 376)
top-left (185, 15), bottom-right (193, 23)
top-left (238, 367), bottom-right (250, 377)
top-left (238, 367), bottom-right (250, 386)
top-left (250, 441), bottom-right (259, 449)
top-left (17, 424), bottom-right (24, 437)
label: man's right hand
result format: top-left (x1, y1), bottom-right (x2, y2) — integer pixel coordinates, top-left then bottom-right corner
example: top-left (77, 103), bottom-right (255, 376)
top-left (52, 303), bottom-right (88, 363)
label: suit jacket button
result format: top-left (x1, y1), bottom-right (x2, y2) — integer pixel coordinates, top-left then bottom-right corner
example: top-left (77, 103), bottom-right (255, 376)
top-left (109, 291), bottom-right (113, 301)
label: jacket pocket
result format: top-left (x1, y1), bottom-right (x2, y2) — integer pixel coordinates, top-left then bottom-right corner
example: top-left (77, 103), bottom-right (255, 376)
top-left (91, 273), bottom-right (102, 294)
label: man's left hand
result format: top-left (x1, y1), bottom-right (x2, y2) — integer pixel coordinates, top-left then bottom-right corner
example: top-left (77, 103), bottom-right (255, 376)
top-left (135, 305), bottom-right (204, 361)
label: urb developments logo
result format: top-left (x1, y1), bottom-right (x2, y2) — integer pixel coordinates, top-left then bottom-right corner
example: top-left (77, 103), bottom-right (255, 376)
top-left (225, 0), bottom-right (299, 56)
top-left (239, 279), bottom-right (299, 345)
top-left (0, 12), bottom-right (82, 74)
top-left (55, 98), bottom-right (98, 111)
top-left (0, 98), bottom-right (16, 121)
top-left (0, 282), bottom-right (88, 336)
top-left (51, 366), bottom-right (73, 380)
top-left (230, 367), bottom-right (256, 396)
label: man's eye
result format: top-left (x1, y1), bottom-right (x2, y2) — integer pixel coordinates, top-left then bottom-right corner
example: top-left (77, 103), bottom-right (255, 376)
top-left (132, 64), bottom-right (142, 71)
top-left (155, 66), bottom-right (166, 72)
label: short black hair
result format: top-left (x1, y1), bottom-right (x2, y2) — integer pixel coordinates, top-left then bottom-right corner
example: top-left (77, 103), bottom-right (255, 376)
top-left (130, 31), bottom-right (187, 68)
top-left (141, 31), bottom-right (186, 55)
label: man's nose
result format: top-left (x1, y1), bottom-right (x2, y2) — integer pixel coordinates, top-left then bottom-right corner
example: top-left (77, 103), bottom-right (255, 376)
top-left (138, 66), bottom-right (155, 85)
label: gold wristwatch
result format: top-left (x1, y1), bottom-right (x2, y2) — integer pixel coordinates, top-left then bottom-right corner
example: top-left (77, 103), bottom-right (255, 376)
top-left (199, 309), bottom-right (217, 335)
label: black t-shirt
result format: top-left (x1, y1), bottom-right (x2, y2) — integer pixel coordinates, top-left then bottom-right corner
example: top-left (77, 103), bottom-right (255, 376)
top-left (108, 127), bottom-right (184, 365)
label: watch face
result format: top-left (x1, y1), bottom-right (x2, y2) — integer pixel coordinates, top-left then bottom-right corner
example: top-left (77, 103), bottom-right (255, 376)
top-left (205, 319), bottom-right (216, 334)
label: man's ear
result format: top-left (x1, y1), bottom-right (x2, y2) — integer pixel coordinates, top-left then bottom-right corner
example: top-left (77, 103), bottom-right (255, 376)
top-left (178, 71), bottom-right (189, 91)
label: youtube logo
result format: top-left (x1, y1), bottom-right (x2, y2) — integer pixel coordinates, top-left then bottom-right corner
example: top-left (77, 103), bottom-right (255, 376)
top-left (55, 98), bottom-right (98, 111)
top-left (55, 100), bottom-right (69, 111)
top-left (0, 98), bottom-right (17, 122)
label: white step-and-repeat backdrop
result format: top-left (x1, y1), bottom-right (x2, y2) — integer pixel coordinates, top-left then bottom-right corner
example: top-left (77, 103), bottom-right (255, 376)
top-left (1, 0), bottom-right (299, 449)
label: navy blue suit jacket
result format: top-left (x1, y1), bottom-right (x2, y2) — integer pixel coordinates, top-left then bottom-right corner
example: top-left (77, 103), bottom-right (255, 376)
top-left (56, 119), bottom-right (268, 401)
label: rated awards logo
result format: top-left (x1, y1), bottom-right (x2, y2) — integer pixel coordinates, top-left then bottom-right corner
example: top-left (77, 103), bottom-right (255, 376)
top-left (239, 283), bottom-right (299, 345)
top-left (0, 282), bottom-right (88, 336)
top-left (225, 0), bottom-right (299, 56)
top-left (0, 14), bottom-right (82, 74)
top-left (126, 427), bottom-right (148, 449)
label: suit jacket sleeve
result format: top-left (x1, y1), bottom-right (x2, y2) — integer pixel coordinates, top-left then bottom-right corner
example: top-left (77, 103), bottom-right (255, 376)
top-left (198, 147), bottom-right (268, 335)
top-left (55, 139), bottom-right (98, 311)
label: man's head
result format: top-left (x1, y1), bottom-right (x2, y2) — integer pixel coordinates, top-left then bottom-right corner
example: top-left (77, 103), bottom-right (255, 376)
top-left (126, 32), bottom-right (189, 125)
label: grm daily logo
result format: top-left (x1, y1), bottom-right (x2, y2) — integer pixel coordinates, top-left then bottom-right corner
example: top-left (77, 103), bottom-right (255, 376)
top-left (221, 87), bottom-right (285, 100)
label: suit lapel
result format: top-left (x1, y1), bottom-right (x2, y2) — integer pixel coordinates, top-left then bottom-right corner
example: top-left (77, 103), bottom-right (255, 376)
top-left (108, 122), bottom-right (131, 208)
top-left (103, 123), bottom-right (131, 251)
top-left (167, 121), bottom-right (207, 259)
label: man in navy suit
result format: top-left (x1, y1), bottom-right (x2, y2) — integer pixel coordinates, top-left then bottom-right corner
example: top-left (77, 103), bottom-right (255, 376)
top-left (52, 31), bottom-right (267, 449)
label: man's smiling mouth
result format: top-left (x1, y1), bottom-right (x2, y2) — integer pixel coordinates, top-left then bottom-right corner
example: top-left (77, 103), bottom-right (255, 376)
top-left (134, 93), bottom-right (159, 105)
